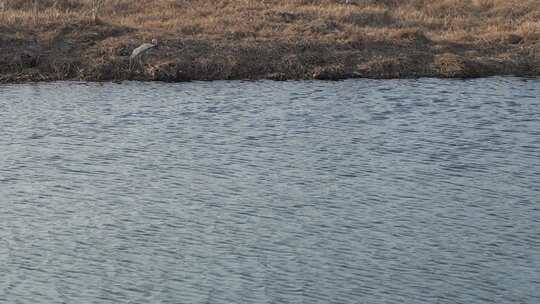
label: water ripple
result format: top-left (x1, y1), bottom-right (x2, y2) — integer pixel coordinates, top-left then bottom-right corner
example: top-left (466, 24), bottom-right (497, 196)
top-left (0, 78), bottom-right (539, 303)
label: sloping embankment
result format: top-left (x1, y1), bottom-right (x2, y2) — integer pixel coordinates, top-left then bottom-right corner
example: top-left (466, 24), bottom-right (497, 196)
top-left (1, 0), bottom-right (539, 82)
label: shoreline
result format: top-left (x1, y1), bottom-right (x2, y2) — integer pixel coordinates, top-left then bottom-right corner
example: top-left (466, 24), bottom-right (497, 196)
top-left (2, 32), bottom-right (538, 83)
top-left (2, 34), bottom-right (538, 83)
top-left (1, 1), bottom-right (539, 83)
top-left (2, 71), bottom-right (539, 84)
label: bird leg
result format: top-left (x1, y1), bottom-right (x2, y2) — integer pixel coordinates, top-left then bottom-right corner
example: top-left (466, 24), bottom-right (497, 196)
top-left (129, 56), bottom-right (144, 75)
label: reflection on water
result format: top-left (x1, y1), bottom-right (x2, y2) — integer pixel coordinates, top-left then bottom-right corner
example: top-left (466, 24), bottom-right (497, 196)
top-left (1, 78), bottom-right (539, 303)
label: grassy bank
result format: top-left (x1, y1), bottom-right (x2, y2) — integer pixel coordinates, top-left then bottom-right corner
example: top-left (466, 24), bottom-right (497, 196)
top-left (1, 0), bottom-right (539, 82)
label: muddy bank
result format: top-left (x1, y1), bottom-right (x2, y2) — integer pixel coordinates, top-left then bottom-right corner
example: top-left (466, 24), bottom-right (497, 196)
top-left (1, 21), bottom-right (539, 83)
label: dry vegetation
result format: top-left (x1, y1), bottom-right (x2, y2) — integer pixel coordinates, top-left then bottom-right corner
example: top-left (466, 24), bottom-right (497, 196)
top-left (0, 0), bottom-right (539, 82)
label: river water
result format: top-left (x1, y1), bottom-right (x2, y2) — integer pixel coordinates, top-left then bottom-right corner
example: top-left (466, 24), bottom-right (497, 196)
top-left (0, 78), bottom-right (539, 303)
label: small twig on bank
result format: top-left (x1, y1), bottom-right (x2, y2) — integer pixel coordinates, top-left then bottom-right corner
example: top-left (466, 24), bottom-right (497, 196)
top-left (91, 0), bottom-right (104, 24)
top-left (0, 1), bottom-right (5, 23)
top-left (32, 0), bottom-right (39, 25)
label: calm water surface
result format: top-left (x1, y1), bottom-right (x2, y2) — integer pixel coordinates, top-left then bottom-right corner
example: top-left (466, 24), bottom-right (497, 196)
top-left (1, 78), bottom-right (539, 303)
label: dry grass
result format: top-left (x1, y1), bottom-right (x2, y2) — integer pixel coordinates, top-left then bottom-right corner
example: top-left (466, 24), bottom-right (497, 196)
top-left (1, 0), bottom-right (539, 81)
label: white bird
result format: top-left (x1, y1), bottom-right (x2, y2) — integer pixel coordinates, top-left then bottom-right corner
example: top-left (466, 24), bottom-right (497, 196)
top-left (130, 39), bottom-right (158, 60)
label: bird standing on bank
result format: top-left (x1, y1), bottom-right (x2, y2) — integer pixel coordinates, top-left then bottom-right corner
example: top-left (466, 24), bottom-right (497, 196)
top-left (130, 39), bottom-right (158, 67)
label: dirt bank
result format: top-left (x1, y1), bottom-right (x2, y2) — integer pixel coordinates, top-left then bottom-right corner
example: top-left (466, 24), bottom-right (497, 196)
top-left (1, 0), bottom-right (539, 82)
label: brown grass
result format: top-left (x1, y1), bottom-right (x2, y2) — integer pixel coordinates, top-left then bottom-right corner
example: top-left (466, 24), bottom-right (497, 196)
top-left (1, 0), bottom-right (539, 82)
